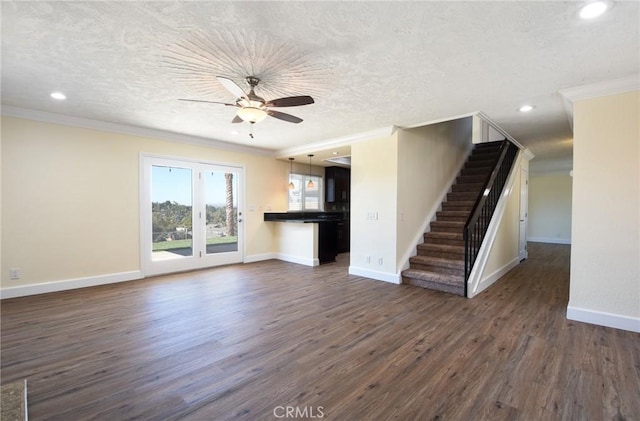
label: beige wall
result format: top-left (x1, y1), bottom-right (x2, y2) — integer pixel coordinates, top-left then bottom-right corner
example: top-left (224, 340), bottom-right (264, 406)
top-left (349, 132), bottom-right (399, 277)
top-left (570, 90), bottom-right (640, 324)
top-left (1, 116), bottom-right (287, 287)
top-left (480, 162), bottom-right (523, 278)
top-left (0, 129), bottom-right (2, 283)
top-left (350, 117), bottom-right (474, 281)
top-left (396, 118), bottom-right (473, 270)
top-left (528, 173), bottom-right (572, 244)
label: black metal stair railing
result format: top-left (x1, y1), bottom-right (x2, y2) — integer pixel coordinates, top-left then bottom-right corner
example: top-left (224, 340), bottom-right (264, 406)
top-left (463, 139), bottom-right (519, 296)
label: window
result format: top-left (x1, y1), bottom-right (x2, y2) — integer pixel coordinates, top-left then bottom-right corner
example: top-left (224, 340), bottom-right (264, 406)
top-left (288, 174), bottom-right (323, 211)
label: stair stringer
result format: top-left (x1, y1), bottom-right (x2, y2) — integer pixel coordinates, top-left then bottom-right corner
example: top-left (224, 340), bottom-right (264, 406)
top-left (466, 150), bottom-right (523, 298)
top-left (397, 144), bottom-right (474, 274)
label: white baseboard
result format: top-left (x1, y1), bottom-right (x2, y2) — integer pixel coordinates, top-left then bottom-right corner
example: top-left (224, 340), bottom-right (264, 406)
top-left (566, 306), bottom-right (640, 333)
top-left (348, 266), bottom-right (401, 284)
top-left (244, 252), bottom-right (278, 263)
top-left (471, 257), bottom-right (520, 297)
top-left (276, 253), bottom-right (319, 267)
top-left (528, 237), bottom-right (571, 245)
top-left (0, 270), bottom-right (143, 299)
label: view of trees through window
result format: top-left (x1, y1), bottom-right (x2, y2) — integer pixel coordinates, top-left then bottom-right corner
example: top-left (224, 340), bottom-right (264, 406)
top-left (151, 202), bottom-right (238, 250)
top-left (151, 165), bottom-right (238, 254)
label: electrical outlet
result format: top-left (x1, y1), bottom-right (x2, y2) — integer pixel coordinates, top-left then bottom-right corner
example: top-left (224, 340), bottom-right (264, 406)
top-left (366, 211), bottom-right (378, 220)
top-left (366, 256), bottom-right (371, 264)
top-left (377, 257), bottom-right (383, 265)
top-left (9, 268), bottom-right (20, 280)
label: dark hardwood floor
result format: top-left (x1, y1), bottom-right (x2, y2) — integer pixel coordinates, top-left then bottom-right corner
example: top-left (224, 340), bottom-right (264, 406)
top-left (1, 243), bottom-right (639, 420)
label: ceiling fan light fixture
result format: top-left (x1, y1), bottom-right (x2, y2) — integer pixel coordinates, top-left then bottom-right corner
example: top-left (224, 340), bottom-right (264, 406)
top-left (237, 106), bottom-right (268, 123)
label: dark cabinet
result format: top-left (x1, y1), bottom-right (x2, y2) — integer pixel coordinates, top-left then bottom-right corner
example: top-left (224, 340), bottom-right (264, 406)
top-left (325, 166), bottom-right (350, 203)
top-left (318, 221), bottom-right (338, 264)
top-left (336, 220), bottom-right (350, 253)
top-left (325, 166), bottom-right (350, 254)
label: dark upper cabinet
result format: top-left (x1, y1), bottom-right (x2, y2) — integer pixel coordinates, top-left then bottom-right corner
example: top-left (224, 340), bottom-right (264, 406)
top-left (325, 166), bottom-right (350, 204)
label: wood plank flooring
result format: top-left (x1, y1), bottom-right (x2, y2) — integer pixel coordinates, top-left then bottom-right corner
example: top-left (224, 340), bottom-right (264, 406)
top-left (1, 243), bottom-right (639, 420)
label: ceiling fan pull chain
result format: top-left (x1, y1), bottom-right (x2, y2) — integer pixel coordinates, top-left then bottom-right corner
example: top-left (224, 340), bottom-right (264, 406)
top-left (249, 123), bottom-right (255, 139)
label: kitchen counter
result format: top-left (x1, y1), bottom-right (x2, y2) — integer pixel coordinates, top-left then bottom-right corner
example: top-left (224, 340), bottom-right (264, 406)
top-left (264, 212), bottom-right (346, 265)
top-left (263, 211), bottom-right (346, 223)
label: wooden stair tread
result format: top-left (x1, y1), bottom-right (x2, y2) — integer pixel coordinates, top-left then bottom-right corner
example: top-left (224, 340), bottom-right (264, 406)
top-left (424, 231), bottom-right (463, 239)
top-left (409, 255), bottom-right (464, 268)
top-left (442, 200), bottom-right (474, 206)
top-left (457, 175), bottom-right (486, 183)
top-left (402, 270), bottom-right (465, 296)
top-left (417, 243), bottom-right (464, 253)
top-left (402, 269), bottom-right (463, 284)
top-left (436, 210), bottom-right (469, 217)
top-left (431, 220), bottom-right (464, 227)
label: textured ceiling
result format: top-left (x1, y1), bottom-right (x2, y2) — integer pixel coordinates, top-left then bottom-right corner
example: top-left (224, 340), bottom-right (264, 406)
top-left (2, 1), bottom-right (639, 170)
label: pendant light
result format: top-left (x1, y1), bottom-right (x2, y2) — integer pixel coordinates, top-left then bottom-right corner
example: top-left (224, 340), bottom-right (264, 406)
top-left (307, 154), bottom-right (314, 189)
top-left (288, 158), bottom-right (295, 189)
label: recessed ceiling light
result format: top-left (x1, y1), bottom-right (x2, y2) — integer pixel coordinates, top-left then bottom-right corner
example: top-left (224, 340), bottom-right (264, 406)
top-left (50, 92), bottom-right (66, 100)
top-left (230, 130), bottom-right (239, 135)
top-left (579, 1), bottom-right (609, 19)
top-left (518, 105), bottom-right (535, 112)
top-left (332, 151), bottom-right (338, 155)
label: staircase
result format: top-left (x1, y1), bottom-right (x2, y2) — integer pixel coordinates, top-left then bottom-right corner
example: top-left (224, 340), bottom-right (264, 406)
top-left (401, 141), bottom-right (503, 296)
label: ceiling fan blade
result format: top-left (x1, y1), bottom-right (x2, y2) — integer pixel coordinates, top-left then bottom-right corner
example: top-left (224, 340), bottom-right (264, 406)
top-left (231, 115), bottom-right (243, 124)
top-left (268, 110), bottom-right (303, 124)
top-left (179, 99), bottom-right (236, 106)
top-left (266, 96), bottom-right (314, 108)
top-left (217, 76), bottom-right (247, 99)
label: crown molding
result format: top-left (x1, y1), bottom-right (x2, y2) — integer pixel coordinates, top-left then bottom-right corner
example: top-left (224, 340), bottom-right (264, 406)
top-left (522, 148), bottom-right (535, 161)
top-left (0, 105), bottom-right (275, 157)
top-left (559, 74), bottom-right (639, 103)
top-left (558, 75), bottom-right (639, 132)
top-left (275, 125), bottom-right (396, 158)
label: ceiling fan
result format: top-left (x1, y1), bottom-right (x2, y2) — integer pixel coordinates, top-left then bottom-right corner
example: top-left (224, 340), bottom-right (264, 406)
top-left (179, 76), bottom-right (314, 125)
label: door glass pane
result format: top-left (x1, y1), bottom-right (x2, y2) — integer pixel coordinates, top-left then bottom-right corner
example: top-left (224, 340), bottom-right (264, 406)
top-left (151, 166), bottom-right (193, 260)
top-left (205, 170), bottom-right (238, 254)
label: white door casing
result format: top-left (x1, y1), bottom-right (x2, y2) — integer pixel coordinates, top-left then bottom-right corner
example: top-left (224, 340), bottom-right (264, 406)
top-left (141, 154), bottom-right (244, 277)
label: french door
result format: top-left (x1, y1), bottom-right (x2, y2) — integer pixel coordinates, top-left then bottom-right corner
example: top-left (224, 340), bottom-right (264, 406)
top-left (141, 155), bottom-right (244, 276)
